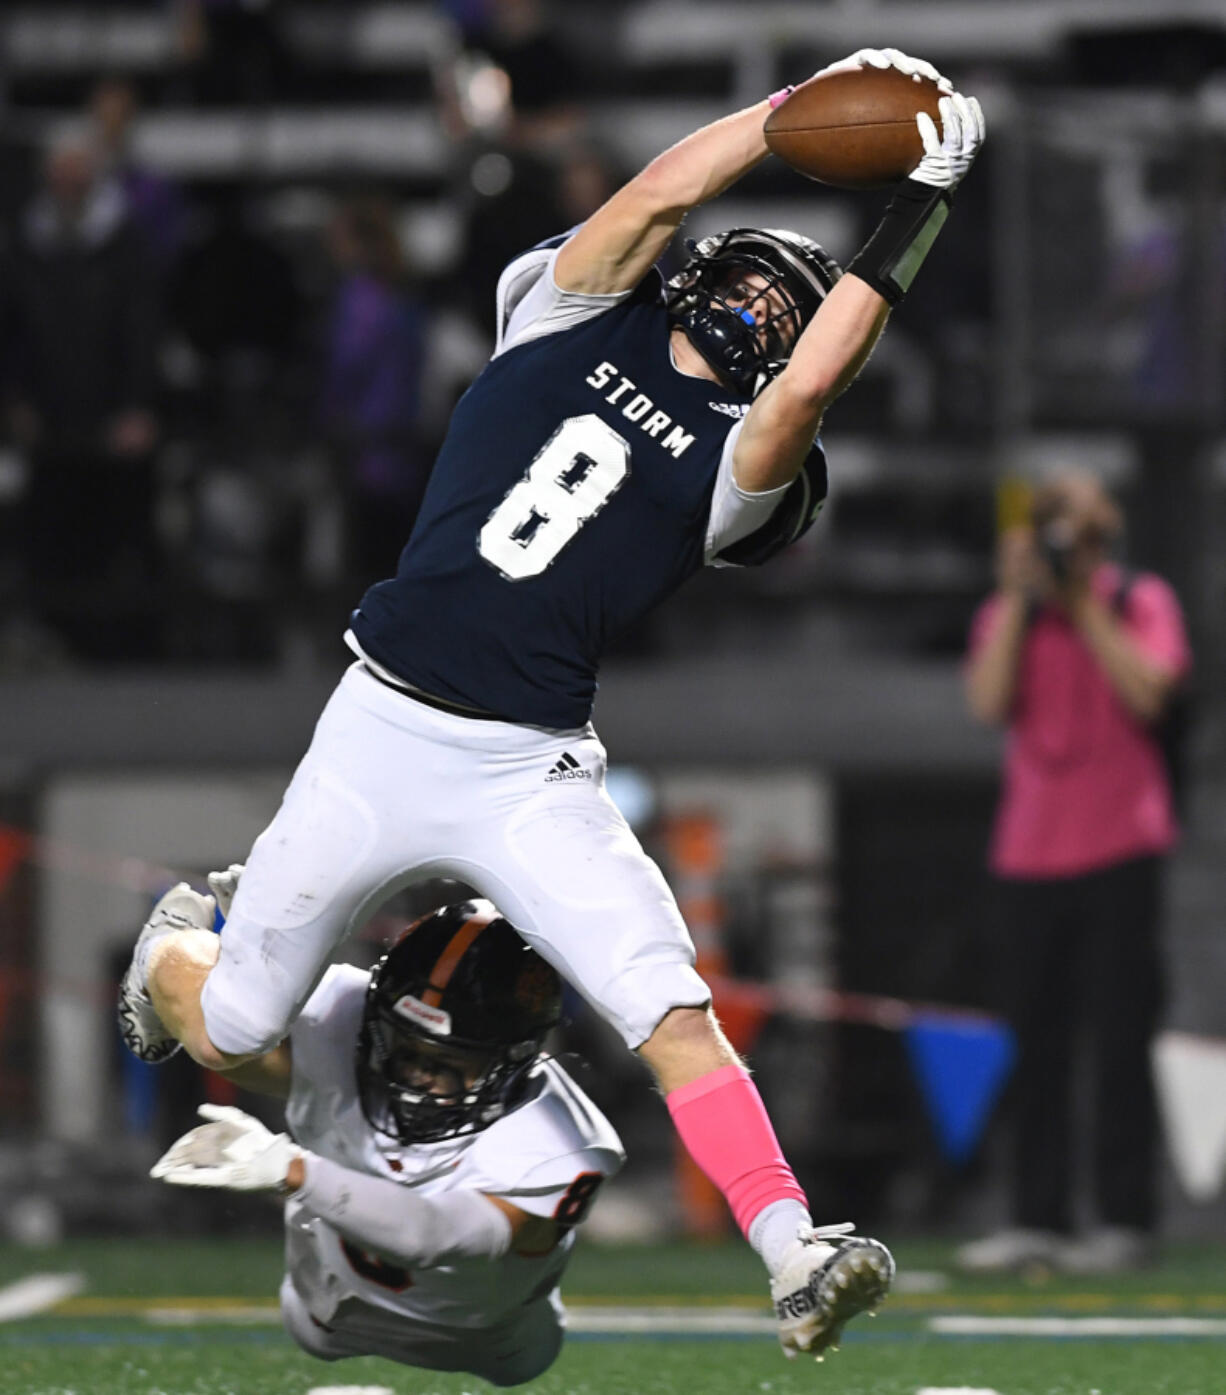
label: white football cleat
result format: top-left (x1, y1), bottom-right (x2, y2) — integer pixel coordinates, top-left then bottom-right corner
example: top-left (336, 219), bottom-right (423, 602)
top-left (117, 882), bottom-right (216, 1064)
top-left (954, 1226), bottom-right (1064, 1275)
top-left (1055, 1226), bottom-right (1155, 1276)
top-left (770, 1222), bottom-right (894, 1361)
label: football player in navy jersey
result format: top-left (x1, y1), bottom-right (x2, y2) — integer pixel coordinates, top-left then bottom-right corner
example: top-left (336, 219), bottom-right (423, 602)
top-left (120, 46), bottom-right (984, 1361)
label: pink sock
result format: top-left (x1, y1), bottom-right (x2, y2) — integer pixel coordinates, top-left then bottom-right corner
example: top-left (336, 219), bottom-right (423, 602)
top-left (666, 1062), bottom-right (807, 1238)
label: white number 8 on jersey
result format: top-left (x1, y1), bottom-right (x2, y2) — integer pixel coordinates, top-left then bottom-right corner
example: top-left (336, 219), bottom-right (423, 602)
top-left (479, 414), bottom-right (631, 581)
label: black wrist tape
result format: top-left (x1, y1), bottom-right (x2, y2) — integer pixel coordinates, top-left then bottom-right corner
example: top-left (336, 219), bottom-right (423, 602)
top-left (846, 179), bottom-right (952, 306)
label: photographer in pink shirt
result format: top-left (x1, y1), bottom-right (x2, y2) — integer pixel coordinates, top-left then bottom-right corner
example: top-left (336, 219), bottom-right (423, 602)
top-left (959, 470), bottom-right (1191, 1276)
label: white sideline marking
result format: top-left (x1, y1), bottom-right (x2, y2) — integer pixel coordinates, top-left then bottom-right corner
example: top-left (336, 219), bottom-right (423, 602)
top-left (931, 1315), bottom-right (1226, 1337)
top-left (306, 1387), bottom-right (396, 1395)
top-left (0, 1272), bottom-right (85, 1321)
top-left (917, 1388), bottom-right (1002, 1394)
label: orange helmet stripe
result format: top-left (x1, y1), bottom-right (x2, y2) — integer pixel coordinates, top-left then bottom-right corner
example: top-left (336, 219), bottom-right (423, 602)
top-left (421, 910), bottom-right (493, 1007)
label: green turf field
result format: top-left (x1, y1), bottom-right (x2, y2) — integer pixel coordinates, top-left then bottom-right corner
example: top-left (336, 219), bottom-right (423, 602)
top-left (2, 1237), bottom-right (1225, 1395)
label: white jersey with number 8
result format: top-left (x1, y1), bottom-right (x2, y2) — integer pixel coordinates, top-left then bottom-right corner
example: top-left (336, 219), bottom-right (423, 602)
top-left (283, 964), bottom-right (624, 1336)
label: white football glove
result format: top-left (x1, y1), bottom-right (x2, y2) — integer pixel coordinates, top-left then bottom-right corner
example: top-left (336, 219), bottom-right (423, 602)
top-left (813, 47), bottom-right (953, 93)
top-left (910, 91), bottom-right (986, 191)
top-left (151, 1104), bottom-right (302, 1193)
top-left (206, 863), bottom-right (244, 919)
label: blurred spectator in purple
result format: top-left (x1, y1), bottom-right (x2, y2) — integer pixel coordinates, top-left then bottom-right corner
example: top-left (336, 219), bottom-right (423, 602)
top-left (322, 197), bottom-right (430, 595)
top-left (1106, 215), bottom-right (1226, 415)
top-left (89, 76), bottom-right (187, 275)
top-left (4, 128), bottom-right (161, 659)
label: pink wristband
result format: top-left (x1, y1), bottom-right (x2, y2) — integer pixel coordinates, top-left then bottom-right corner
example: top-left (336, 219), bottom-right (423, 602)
top-left (768, 86), bottom-right (795, 109)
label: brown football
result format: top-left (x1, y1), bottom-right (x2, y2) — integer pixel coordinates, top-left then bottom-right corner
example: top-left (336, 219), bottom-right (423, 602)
top-left (764, 65), bottom-right (943, 190)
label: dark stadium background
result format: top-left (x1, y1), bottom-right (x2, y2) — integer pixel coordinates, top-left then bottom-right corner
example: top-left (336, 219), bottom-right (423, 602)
top-left (0, 0), bottom-right (1224, 1260)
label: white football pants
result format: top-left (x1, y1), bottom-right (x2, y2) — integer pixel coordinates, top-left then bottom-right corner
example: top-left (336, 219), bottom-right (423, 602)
top-left (201, 662), bottom-right (709, 1053)
top-left (280, 1275), bottom-right (565, 1386)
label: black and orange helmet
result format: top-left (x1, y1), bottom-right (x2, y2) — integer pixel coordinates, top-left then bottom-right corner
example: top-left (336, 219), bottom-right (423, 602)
top-left (356, 899), bottom-right (562, 1145)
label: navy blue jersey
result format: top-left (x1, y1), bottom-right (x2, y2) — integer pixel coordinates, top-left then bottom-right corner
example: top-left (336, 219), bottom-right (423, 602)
top-left (351, 251), bottom-right (826, 729)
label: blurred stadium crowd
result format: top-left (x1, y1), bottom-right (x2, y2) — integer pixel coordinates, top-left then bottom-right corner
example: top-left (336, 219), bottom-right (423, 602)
top-left (0, 0), bottom-right (633, 667)
top-left (3, 0), bottom-right (1226, 1248)
top-left (0, 1), bottom-right (1222, 675)
top-left (0, 0), bottom-right (1003, 673)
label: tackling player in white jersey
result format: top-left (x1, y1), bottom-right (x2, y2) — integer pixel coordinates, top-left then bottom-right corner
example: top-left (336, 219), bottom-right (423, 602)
top-left (152, 889), bottom-right (623, 1385)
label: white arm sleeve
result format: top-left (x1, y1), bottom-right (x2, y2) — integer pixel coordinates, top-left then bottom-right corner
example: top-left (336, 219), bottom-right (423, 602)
top-left (295, 1153), bottom-right (513, 1268)
top-left (494, 242), bottom-right (633, 358)
top-left (703, 418), bottom-right (794, 564)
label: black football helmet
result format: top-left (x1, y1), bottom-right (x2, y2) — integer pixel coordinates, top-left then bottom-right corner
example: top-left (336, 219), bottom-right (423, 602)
top-left (357, 899), bottom-right (562, 1146)
top-left (666, 227), bottom-right (841, 397)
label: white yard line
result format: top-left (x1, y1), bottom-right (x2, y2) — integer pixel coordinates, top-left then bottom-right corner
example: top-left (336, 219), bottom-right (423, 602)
top-left (306, 1387), bottom-right (396, 1395)
top-left (0, 1273), bottom-right (85, 1322)
top-left (917, 1388), bottom-right (1002, 1394)
top-left (931, 1315), bottom-right (1226, 1337)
